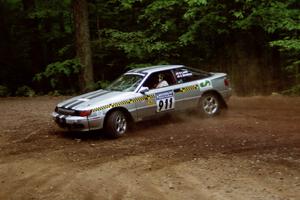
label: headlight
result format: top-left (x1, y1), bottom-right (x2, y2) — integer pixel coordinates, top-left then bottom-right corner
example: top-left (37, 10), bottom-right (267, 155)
top-left (78, 110), bottom-right (92, 117)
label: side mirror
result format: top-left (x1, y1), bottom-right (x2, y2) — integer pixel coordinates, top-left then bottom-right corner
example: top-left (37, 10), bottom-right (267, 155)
top-left (139, 86), bottom-right (149, 94)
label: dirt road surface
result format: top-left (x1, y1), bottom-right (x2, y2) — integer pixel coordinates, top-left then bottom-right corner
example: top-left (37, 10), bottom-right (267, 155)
top-left (0, 96), bottom-right (299, 200)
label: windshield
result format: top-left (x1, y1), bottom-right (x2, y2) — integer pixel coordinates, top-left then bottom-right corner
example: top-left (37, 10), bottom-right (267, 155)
top-left (106, 74), bottom-right (144, 92)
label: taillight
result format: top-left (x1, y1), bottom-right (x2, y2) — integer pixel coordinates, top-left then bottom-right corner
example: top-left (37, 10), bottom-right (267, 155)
top-left (224, 78), bottom-right (229, 87)
top-left (79, 110), bottom-right (92, 117)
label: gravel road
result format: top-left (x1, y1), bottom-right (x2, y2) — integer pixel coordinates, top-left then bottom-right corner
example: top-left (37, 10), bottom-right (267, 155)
top-left (0, 96), bottom-right (299, 200)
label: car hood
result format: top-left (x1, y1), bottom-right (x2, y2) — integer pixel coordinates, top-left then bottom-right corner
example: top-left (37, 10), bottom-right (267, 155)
top-left (57, 89), bottom-right (133, 110)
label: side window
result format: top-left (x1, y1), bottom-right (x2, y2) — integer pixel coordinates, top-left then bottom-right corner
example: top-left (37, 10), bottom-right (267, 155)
top-left (173, 67), bottom-right (208, 84)
top-left (143, 70), bottom-right (176, 90)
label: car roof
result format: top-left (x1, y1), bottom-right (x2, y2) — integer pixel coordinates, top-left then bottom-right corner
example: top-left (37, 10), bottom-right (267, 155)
top-left (127, 65), bottom-right (184, 74)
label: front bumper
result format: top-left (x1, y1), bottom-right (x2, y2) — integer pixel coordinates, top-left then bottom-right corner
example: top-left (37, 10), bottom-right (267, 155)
top-left (52, 112), bottom-right (104, 131)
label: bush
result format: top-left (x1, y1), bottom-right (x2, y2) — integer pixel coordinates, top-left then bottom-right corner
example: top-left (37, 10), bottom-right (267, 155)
top-left (15, 85), bottom-right (35, 97)
top-left (0, 85), bottom-right (10, 97)
top-left (281, 84), bottom-right (300, 96)
top-left (79, 81), bottom-right (111, 92)
top-left (92, 80), bottom-right (111, 90)
top-left (48, 90), bottom-right (61, 96)
top-left (33, 58), bottom-right (82, 94)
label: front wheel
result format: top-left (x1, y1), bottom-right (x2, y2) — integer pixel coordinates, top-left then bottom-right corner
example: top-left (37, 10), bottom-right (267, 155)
top-left (105, 111), bottom-right (128, 138)
top-left (199, 93), bottom-right (220, 117)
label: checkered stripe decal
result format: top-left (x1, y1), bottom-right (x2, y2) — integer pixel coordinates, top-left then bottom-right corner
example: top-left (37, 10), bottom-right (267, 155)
top-left (178, 85), bottom-right (199, 93)
top-left (92, 94), bottom-right (155, 112)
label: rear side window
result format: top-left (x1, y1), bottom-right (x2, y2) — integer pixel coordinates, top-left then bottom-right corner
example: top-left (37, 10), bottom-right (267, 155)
top-left (173, 67), bottom-right (210, 84)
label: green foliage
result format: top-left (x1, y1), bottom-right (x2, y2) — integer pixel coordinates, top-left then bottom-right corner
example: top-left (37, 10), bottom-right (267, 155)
top-left (47, 90), bottom-right (61, 96)
top-left (281, 84), bottom-right (300, 96)
top-left (0, 0), bottom-right (74, 95)
top-left (1, 0), bottom-right (300, 95)
top-left (99, 29), bottom-right (173, 60)
top-left (0, 85), bottom-right (10, 97)
top-left (75, 80), bottom-right (111, 92)
top-left (92, 0), bottom-right (300, 95)
top-left (28, 0), bottom-right (73, 40)
top-left (92, 80), bottom-right (111, 90)
top-left (271, 39), bottom-right (300, 87)
top-left (232, 1), bottom-right (299, 32)
top-left (270, 39), bottom-right (300, 51)
top-left (126, 63), bottom-right (153, 69)
top-left (126, 61), bottom-right (170, 69)
top-left (119, 0), bottom-right (142, 9)
top-left (185, 0), bottom-right (207, 6)
top-left (34, 59), bottom-right (82, 93)
top-left (231, 0), bottom-right (299, 85)
top-left (15, 86), bottom-right (35, 97)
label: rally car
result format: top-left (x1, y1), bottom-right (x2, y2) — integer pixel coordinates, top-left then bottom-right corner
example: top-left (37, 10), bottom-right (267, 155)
top-left (52, 65), bottom-right (232, 138)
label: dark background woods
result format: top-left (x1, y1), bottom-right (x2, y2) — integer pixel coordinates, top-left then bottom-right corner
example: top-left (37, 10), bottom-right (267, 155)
top-left (0, 0), bottom-right (299, 96)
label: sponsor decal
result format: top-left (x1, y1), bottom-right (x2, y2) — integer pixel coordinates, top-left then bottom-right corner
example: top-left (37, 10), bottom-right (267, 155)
top-left (199, 80), bottom-right (212, 89)
top-left (155, 91), bottom-right (175, 112)
top-left (175, 70), bottom-right (193, 78)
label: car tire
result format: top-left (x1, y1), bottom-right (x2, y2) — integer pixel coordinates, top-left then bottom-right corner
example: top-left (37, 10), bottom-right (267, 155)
top-left (105, 110), bottom-right (128, 138)
top-left (199, 93), bottom-right (220, 117)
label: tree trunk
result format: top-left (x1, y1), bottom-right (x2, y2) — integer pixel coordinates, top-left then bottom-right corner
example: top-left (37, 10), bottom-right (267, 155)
top-left (72, 0), bottom-right (94, 91)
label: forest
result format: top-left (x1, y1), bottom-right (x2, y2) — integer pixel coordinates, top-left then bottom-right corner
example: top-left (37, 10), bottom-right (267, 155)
top-left (0, 0), bottom-right (299, 96)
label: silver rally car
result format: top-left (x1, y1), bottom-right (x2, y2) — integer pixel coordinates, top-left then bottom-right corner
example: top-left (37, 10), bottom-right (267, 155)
top-left (52, 65), bottom-right (232, 137)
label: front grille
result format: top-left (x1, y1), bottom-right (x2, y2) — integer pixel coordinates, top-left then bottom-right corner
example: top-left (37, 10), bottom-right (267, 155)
top-left (55, 116), bottom-right (84, 129)
top-left (56, 107), bottom-right (76, 116)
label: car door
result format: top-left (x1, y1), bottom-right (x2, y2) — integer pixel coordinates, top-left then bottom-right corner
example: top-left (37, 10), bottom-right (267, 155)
top-left (172, 67), bottom-right (203, 110)
top-left (135, 70), bottom-right (177, 120)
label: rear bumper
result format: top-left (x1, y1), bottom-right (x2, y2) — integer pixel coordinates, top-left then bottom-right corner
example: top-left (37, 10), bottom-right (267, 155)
top-left (220, 88), bottom-right (232, 101)
top-left (52, 112), bottom-right (104, 131)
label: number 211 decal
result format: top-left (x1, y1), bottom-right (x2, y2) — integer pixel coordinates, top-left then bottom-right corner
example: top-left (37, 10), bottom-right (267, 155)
top-left (155, 91), bottom-right (175, 112)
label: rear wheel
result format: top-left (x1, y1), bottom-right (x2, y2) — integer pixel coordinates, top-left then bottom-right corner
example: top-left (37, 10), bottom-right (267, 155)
top-left (105, 110), bottom-right (128, 138)
top-left (199, 93), bottom-right (220, 117)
